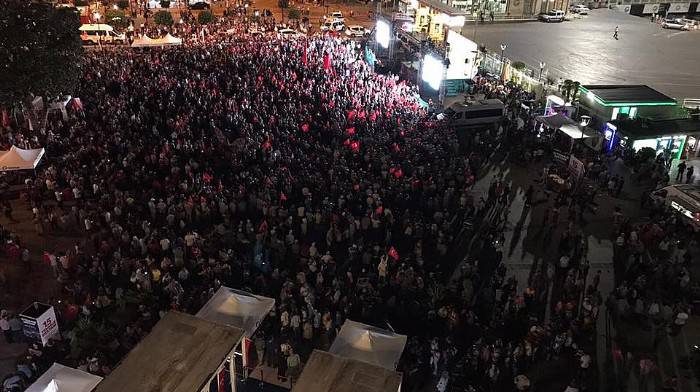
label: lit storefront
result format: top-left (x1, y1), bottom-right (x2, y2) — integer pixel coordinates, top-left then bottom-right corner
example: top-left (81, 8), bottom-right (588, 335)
top-left (403, 0), bottom-right (467, 41)
top-left (606, 118), bottom-right (700, 161)
top-left (577, 85), bottom-right (700, 161)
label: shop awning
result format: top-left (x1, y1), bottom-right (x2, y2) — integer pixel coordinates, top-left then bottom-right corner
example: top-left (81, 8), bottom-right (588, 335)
top-left (417, 0), bottom-right (468, 16)
top-left (329, 320), bottom-right (407, 370)
top-left (535, 113), bottom-right (576, 129)
top-left (94, 312), bottom-right (244, 392)
top-left (292, 350), bottom-right (402, 392)
top-left (195, 287), bottom-right (275, 338)
top-left (26, 363), bottom-right (102, 392)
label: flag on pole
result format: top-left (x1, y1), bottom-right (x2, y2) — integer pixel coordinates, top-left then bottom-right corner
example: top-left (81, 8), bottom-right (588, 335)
top-left (388, 246), bottom-right (399, 261)
top-left (302, 42), bottom-right (308, 66)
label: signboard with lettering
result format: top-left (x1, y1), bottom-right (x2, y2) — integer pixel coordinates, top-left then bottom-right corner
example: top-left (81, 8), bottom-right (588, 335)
top-left (642, 3), bottom-right (660, 14)
top-left (20, 302), bottom-right (60, 346)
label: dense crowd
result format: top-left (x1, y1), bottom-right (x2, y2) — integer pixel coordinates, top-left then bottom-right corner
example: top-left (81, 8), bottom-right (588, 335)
top-left (2, 26), bottom-right (479, 391)
top-left (2, 10), bottom-right (697, 392)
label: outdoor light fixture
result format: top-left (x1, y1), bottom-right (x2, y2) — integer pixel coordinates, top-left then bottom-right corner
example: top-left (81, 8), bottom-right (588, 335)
top-left (376, 20), bottom-right (390, 49)
top-left (422, 54), bottom-right (444, 90)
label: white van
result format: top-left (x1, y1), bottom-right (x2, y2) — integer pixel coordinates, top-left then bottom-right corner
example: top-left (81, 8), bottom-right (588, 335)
top-left (649, 184), bottom-right (700, 229)
top-left (438, 98), bottom-right (505, 128)
top-left (539, 10), bottom-right (566, 22)
top-left (79, 24), bottom-right (126, 44)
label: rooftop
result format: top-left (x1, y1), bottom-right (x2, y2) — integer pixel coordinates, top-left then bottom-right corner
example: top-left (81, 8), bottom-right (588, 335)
top-left (94, 312), bottom-right (244, 392)
top-left (292, 350), bottom-right (403, 392)
top-left (612, 117), bottom-right (700, 139)
top-left (417, 0), bottom-right (468, 16)
top-left (580, 85), bottom-right (677, 107)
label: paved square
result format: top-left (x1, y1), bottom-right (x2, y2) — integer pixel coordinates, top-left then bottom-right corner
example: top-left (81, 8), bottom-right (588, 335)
top-left (462, 9), bottom-right (700, 101)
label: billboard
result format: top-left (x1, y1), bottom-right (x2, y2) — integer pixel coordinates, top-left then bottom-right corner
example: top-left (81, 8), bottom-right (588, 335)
top-left (376, 20), bottom-right (391, 49)
top-left (20, 302), bottom-right (60, 346)
top-left (446, 30), bottom-right (479, 80)
top-left (422, 54), bottom-right (444, 90)
top-left (668, 3), bottom-right (690, 13)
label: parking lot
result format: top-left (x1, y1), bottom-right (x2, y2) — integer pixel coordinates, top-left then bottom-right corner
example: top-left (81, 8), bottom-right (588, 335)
top-left (462, 9), bottom-right (700, 101)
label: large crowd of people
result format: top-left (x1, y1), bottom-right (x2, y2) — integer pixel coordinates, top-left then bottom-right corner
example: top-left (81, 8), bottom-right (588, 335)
top-left (1, 9), bottom-right (697, 392)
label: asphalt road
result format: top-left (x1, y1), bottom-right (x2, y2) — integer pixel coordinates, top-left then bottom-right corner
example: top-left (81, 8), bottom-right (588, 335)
top-left (462, 9), bottom-right (700, 101)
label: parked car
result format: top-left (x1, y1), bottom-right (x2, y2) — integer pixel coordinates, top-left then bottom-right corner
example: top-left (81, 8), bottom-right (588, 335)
top-left (188, 0), bottom-right (210, 9)
top-left (329, 11), bottom-right (344, 22)
top-left (278, 28), bottom-right (302, 38)
top-left (79, 24), bottom-right (126, 45)
top-left (321, 20), bottom-right (345, 32)
top-left (649, 184), bottom-right (700, 230)
top-left (539, 10), bottom-right (566, 22)
top-left (570, 4), bottom-right (590, 14)
top-left (662, 18), bottom-right (690, 30)
top-left (345, 25), bottom-right (368, 37)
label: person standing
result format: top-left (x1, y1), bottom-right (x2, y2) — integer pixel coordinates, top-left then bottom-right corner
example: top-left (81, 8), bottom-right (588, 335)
top-left (686, 165), bottom-right (695, 184)
top-left (613, 26), bottom-right (619, 40)
top-left (0, 310), bottom-right (12, 343)
top-left (676, 160), bottom-right (687, 182)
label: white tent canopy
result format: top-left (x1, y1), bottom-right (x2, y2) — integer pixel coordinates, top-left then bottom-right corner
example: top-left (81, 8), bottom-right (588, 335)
top-left (196, 287), bottom-right (275, 338)
top-left (26, 363), bottom-right (102, 392)
top-left (130, 35), bottom-right (155, 48)
top-left (160, 33), bottom-right (182, 46)
top-left (131, 34), bottom-right (182, 48)
top-left (0, 146), bottom-right (45, 171)
top-left (329, 320), bottom-right (407, 370)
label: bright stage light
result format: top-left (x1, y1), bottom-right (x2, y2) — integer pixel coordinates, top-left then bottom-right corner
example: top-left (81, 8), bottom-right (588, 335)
top-left (376, 20), bottom-right (390, 49)
top-left (422, 54), bottom-right (444, 90)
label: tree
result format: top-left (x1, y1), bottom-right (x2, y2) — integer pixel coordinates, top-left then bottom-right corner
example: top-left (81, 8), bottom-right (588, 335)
top-left (571, 81), bottom-right (581, 102)
top-left (197, 10), bottom-right (216, 25)
top-left (288, 8), bottom-right (301, 20)
top-left (562, 79), bottom-right (574, 102)
top-left (106, 9), bottom-right (129, 29)
top-left (153, 10), bottom-right (173, 26)
top-left (278, 0), bottom-right (289, 23)
top-left (0, 0), bottom-right (83, 109)
top-left (511, 61), bottom-right (526, 71)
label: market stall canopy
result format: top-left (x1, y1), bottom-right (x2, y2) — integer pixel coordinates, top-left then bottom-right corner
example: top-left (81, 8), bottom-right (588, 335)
top-left (292, 350), bottom-right (402, 392)
top-left (329, 320), bottom-right (407, 370)
top-left (94, 312), bottom-right (244, 392)
top-left (131, 34), bottom-right (182, 47)
top-left (130, 35), bottom-right (155, 47)
top-left (26, 363), bottom-right (102, 392)
top-left (160, 33), bottom-right (182, 46)
top-left (535, 113), bottom-right (576, 129)
top-left (79, 23), bottom-right (113, 32)
top-left (0, 146), bottom-right (45, 171)
top-left (196, 286), bottom-right (275, 338)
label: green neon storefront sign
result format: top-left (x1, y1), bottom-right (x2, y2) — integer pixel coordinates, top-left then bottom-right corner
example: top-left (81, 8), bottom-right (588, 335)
top-left (579, 86), bottom-right (677, 107)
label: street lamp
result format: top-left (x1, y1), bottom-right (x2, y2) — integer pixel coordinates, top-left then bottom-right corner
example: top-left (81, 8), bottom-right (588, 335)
top-left (499, 43), bottom-right (506, 79)
top-left (93, 11), bottom-right (102, 49)
top-left (538, 61), bottom-right (546, 83)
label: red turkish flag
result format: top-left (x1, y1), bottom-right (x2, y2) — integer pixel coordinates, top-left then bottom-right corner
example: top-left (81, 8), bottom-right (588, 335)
top-left (388, 247), bottom-right (400, 261)
top-left (217, 368), bottom-right (226, 392)
top-left (323, 52), bottom-right (331, 70)
top-left (346, 127), bottom-right (355, 136)
top-left (301, 123), bottom-right (310, 133)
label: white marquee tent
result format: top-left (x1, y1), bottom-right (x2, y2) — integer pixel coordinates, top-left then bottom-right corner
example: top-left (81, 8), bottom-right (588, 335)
top-left (26, 363), bottom-right (103, 392)
top-left (0, 146), bottom-right (45, 171)
top-left (329, 320), bottom-right (407, 370)
top-left (196, 286), bottom-right (275, 338)
top-left (131, 34), bottom-right (182, 48)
